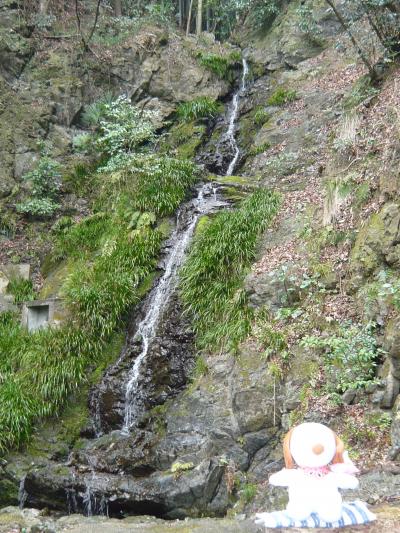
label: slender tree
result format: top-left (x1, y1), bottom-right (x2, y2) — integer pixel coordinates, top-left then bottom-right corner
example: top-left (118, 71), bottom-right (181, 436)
top-left (75, 0), bottom-right (102, 51)
top-left (324, 0), bottom-right (376, 79)
top-left (39, 0), bottom-right (49, 14)
top-left (186, 0), bottom-right (194, 35)
top-left (197, 0), bottom-right (203, 35)
top-left (114, 0), bottom-right (122, 17)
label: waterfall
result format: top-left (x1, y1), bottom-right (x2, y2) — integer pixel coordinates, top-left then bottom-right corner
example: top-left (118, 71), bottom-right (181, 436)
top-left (80, 471), bottom-right (109, 517)
top-left (121, 183), bottom-right (225, 433)
top-left (18, 475), bottom-right (28, 510)
top-left (225, 58), bottom-right (249, 176)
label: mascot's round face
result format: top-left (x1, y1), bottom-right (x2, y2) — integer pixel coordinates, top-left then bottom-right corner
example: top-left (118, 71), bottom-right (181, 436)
top-left (290, 422), bottom-right (337, 468)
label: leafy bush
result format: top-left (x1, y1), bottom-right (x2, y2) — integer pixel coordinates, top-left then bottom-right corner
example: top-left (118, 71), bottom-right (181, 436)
top-left (268, 87), bottom-right (297, 106)
top-left (144, 2), bottom-right (175, 25)
top-left (16, 198), bottom-right (60, 218)
top-left (0, 214), bottom-right (15, 239)
top-left (95, 95), bottom-right (156, 157)
top-left (249, 141), bottom-right (271, 156)
top-left (360, 270), bottom-right (400, 311)
top-left (16, 157), bottom-right (61, 218)
top-left (301, 323), bottom-right (383, 393)
top-left (177, 97), bottom-right (221, 122)
top-left (241, 482), bottom-right (258, 503)
top-left (342, 76), bottom-right (380, 110)
top-left (21, 156), bottom-right (61, 198)
top-left (72, 133), bottom-right (93, 154)
top-left (63, 229), bottom-right (162, 340)
top-left (180, 189), bottom-right (281, 352)
top-left (296, 3), bottom-right (323, 45)
top-left (53, 212), bottom-right (110, 260)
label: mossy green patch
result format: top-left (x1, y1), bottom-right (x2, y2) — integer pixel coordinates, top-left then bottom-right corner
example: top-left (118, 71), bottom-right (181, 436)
top-left (160, 121), bottom-right (207, 159)
top-left (215, 175), bottom-right (251, 185)
top-left (350, 211), bottom-right (385, 277)
top-left (0, 478), bottom-right (18, 506)
top-left (195, 215), bottom-right (211, 235)
top-left (40, 259), bottom-right (75, 298)
top-left (157, 218), bottom-right (174, 238)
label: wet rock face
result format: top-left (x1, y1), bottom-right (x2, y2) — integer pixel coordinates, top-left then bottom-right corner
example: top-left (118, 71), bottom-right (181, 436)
top-left (90, 294), bottom-right (195, 434)
top-left (24, 454), bottom-right (227, 519)
top-left (19, 336), bottom-right (280, 519)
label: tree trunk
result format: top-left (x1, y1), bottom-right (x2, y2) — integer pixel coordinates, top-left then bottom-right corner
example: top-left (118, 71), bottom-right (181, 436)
top-left (324, 0), bottom-right (375, 79)
top-left (114, 0), bottom-right (122, 17)
top-left (186, 0), bottom-right (193, 35)
top-left (40, 0), bottom-right (50, 14)
top-left (196, 0), bottom-right (203, 35)
top-left (178, 0), bottom-right (183, 28)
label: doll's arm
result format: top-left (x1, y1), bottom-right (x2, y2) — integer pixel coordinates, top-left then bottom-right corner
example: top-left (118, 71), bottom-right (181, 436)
top-left (269, 468), bottom-right (298, 487)
top-left (330, 452), bottom-right (359, 475)
top-left (330, 472), bottom-right (359, 490)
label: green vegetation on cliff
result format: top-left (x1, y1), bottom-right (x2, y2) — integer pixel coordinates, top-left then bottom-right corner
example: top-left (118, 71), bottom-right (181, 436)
top-left (177, 97), bottom-right (221, 122)
top-left (0, 90), bottom-right (198, 452)
top-left (180, 189), bottom-right (281, 352)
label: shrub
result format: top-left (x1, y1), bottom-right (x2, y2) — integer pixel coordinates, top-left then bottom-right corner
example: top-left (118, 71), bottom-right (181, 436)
top-left (342, 76), bottom-right (380, 110)
top-left (22, 156), bottom-right (61, 198)
top-left (72, 133), bottom-right (93, 154)
top-left (95, 95), bottom-right (156, 157)
top-left (16, 156), bottom-right (61, 218)
top-left (268, 87), bottom-right (297, 106)
top-left (16, 198), bottom-right (60, 218)
top-left (242, 482), bottom-right (258, 503)
top-left (180, 189), bottom-right (281, 352)
top-left (177, 97), bottom-right (221, 122)
top-left (301, 322), bottom-right (383, 393)
top-left (249, 141), bottom-right (271, 156)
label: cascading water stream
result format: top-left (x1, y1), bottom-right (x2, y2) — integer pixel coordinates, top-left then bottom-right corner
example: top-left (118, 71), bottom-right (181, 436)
top-left (18, 475), bottom-right (28, 510)
top-left (121, 183), bottom-right (225, 433)
top-left (225, 58), bottom-right (249, 176)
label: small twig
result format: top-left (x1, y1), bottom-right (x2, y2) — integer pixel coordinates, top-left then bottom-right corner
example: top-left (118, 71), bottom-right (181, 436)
top-left (42, 34), bottom-right (80, 40)
top-left (337, 157), bottom-right (362, 175)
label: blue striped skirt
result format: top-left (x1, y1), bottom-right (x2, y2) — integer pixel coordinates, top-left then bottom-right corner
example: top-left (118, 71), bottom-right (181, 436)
top-left (254, 501), bottom-right (376, 528)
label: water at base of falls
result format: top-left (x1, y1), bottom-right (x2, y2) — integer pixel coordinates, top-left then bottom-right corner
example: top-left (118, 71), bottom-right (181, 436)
top-left (121, 183), bottom-right (226, 434)
top-left (225, 58), bottom-right (249, 176)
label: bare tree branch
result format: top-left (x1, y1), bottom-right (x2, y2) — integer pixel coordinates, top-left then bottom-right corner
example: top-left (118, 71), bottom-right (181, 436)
top-left (74, 0), bottom-right (102, 51)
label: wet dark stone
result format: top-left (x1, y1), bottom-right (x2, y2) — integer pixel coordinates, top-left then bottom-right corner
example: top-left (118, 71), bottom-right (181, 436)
top-left (89, 294), bottom-right (195, 434)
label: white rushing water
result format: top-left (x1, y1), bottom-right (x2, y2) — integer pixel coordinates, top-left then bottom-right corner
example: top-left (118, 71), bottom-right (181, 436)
top-left (122, 183), bottom-right (224, 433)
top-left (18, 475), bottom-right (28, 510)
top-left (225, 58), bottom-right (249, 176)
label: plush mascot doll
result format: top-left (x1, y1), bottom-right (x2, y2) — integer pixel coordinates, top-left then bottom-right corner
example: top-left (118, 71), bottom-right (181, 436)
top-left (255, 422), bottom-right (376, 528)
